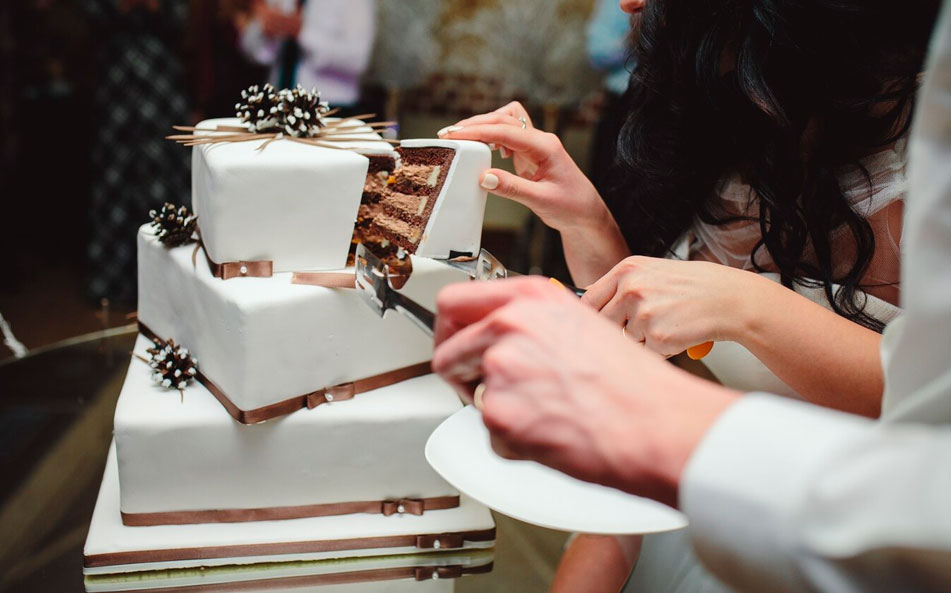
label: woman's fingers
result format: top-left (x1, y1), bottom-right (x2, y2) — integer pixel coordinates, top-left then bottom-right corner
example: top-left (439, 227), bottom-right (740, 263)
top-left (439, 124), bottom-right (558, 163)
top-left (580, 269), bottom-right (622, 311)
top-left (494, 101), bottom-right (533, 126)
top-left (447, 112), bottom-right (526, 130)
top-left (442, 101), bottom-right (533, 136)
top-left (600, 290), bottom-right (637, 329)
top-left (479, 168), bottom-right (550, 209)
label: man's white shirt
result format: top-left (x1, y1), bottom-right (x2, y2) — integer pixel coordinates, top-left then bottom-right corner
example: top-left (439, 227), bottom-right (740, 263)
top-left (681, 2), bottom-right (951, 592)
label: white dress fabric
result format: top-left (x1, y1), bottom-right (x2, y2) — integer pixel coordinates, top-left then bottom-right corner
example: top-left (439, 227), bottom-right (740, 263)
top-left (672, 141), bottom-right (906, 399)
top-left (624, 115), bottom-right (908, 593)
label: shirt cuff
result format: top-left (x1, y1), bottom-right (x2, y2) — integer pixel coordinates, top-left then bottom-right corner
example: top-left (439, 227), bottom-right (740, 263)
top-left (680, 393), bottom-right (869, 593)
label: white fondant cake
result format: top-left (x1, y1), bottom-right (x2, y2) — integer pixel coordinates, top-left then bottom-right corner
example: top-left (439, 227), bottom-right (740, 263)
top-left (403, 139), bottom-right (491, 260)
top-left (115, 335), bottom-right (461, 523)
top-left (191, 120), bottom-right (490, 270)
top-left (137, 225), bottom-right (470, 416)
top-left (84, 93), bottom-right (497, 586)
top-left (191, 118), bottom-right (394, 272)
top-left (86, 443), bottom-right (495, 584)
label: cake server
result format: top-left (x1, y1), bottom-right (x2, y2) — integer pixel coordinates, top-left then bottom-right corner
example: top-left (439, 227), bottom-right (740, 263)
top-left (443, 249), bottom-right (509, 282)
top-left (444, 250), bottom-right (588, 296)
top-left (355, 244), bottom-right (435, 336)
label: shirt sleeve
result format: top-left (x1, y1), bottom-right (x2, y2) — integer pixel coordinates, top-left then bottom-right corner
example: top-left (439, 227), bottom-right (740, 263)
top-left (681, 393), bottom-right (951, 593)
top-left (297, 0), bottom-right (375, 78)
top-left (681, 6), bottom-right (951, 592)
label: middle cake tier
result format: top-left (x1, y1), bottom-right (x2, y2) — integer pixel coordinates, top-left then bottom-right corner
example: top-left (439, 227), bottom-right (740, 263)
top-left (137, 225), bottom-right (470, 421)
top-left (116, 334), bottom-right (463, 526)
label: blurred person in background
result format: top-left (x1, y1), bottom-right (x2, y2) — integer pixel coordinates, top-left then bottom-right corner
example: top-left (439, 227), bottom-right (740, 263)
top-left (186, 0), bottom-right (268, 121)
top-left (239, 0), bottom-right (375, 115)
top-left (2, 1), bottom-right (92, 288)
top-left (586, 0), bottom-right (633, 197)
top-left (84, 0), bottom-right (191, 303)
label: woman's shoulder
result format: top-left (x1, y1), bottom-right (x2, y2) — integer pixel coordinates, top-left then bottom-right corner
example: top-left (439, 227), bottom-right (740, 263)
top-left (837, 138), bottom-right (908, 214)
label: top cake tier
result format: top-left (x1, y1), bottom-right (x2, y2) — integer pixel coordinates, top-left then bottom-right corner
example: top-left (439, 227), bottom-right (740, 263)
top-left (191, 119), bottom-right (490, 272)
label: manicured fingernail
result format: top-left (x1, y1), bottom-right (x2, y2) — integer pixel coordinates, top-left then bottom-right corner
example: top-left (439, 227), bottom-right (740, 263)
top-left (500, 146), bottom-right (510, 158)
top-left (437, 125), bottom-right (464, 137)
top-left (481, 173), bottom-right (499, 190)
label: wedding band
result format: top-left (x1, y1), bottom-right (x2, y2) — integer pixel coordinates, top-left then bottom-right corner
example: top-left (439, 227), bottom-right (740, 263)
top-left (473, 382), bottom-right (487, 411)
top-left (622, 324), bottom-right (628, 338)
top-left (518, 116), bottom-right (528, 129)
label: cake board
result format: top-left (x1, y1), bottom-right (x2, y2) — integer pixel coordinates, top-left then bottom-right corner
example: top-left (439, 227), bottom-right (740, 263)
top-left (84, 443), bottom-right (495, 590)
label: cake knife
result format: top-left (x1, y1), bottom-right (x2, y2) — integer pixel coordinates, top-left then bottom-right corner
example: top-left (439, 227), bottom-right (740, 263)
top-left (359, 245), bottom-right (712, 359)
top-left (355, 244), bottom-right (435, 336)
top-left (442, 249), bottom-right (508, 282)
top-left (444, 250), bottom-right (587, 296)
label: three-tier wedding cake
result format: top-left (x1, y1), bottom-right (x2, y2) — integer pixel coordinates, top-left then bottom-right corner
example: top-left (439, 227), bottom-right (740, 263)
top-left (83, 85), bottom-right (496, 592)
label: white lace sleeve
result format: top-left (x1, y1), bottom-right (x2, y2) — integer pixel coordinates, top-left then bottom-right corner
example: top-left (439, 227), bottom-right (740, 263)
top-left (687, 144), bottom-right (906, 306)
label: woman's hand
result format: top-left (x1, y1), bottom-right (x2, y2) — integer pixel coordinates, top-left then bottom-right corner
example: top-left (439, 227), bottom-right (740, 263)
top-left (438, 102), bottom-right (631, 285)
top-left (582, 256), bottom-right (765, 357)
top-left (439, 102), bottom-right (608, 234)
top-left (432, 276), bottom-right (738, 507)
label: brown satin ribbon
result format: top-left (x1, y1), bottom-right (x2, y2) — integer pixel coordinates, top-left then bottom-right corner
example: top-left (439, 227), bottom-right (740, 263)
top-left (195, 229), bottom-right (274, 280)
top-left (291, 271), bottom-right (357, 288)
top-left (84, 528), bottom-right (497, 568)
top-left (121, 496), bottom-right (459, 527)
top-left (137, 322), bottom-right (433, 425)
top-left (415, 565), bottom-right (465, 581)
top-left (291, 270), bottom-right (412, 290)
top-left (86, 563), bottom-right (494, 593)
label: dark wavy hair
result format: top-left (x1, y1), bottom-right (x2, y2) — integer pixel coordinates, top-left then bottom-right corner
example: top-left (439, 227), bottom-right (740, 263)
top-left (607, 0), bottom-right (938, 331)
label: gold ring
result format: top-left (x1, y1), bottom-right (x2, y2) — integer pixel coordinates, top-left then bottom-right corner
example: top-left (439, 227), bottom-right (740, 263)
top-left (473, 382), bottom-right (487, 411)
top-left (621, 323), bottom-right (628, 339)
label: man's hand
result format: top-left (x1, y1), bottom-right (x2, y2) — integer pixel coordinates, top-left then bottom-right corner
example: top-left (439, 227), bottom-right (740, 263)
top-left (433, 277), bottom-right (739, 508)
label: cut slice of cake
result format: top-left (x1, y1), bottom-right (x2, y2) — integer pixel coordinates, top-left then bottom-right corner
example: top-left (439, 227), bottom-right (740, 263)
top-left (353, 139), bottom-right (491, 261)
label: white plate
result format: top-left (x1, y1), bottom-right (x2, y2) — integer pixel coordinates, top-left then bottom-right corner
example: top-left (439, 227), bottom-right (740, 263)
top-left (425, 405), bottom-right (688, 535)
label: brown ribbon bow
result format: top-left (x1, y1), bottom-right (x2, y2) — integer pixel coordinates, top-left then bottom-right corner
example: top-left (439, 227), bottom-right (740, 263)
top-left (191, 228), bottom-right (274, 280)
top-left (415, 533), bottom-right (465, 550)
top-left (415, 566), bottom-right (465, 581)
top-left (381, 498), bottom-right (425, 516)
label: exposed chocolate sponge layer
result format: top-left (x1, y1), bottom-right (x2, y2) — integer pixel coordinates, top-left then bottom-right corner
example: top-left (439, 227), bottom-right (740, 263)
top-left (350, 146), bottom-right (456, 258)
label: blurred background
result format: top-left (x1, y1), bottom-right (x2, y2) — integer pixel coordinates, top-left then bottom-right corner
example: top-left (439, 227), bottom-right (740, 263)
top-left (0, 0), bottom-right (633, 361)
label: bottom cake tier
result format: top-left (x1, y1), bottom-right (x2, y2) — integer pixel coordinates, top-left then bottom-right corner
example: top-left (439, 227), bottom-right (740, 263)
top-left (84, 442), bottom-right (495, 591)
top-left (115, 335), bottom-right (463, 525)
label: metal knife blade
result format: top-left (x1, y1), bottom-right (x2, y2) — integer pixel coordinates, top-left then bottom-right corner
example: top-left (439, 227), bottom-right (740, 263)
top-left (355, 244), bottom-right (435, 337)
top-left (442, 249), bottom-right (509, 281)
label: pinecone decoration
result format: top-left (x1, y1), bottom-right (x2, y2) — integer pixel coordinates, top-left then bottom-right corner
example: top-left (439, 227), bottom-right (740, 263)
top-left (146, 339), bottom-right (198, 401)
top-left (235, 83), bottom-right (330, 138)
top-left (149, 202), bottom-right (197, 247)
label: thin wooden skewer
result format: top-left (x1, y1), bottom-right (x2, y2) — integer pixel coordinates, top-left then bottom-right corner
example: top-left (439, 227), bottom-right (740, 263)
top-left (319, 126), bottom-right (396, 136)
